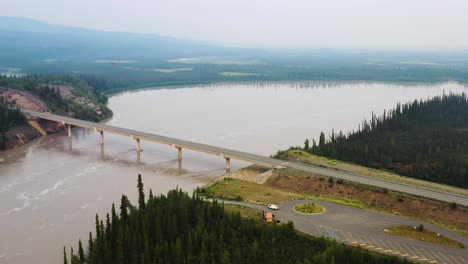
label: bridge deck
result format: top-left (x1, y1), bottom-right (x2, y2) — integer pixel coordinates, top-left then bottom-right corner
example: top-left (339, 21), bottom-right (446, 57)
top-left (22, 109), bottom-right (468, 207)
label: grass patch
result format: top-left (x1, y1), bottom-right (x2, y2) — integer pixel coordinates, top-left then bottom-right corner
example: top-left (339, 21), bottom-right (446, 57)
top-left (385, 225), bottom-right (465, 249)
top-left (218, 72), bottom-right (260, 77)
top-left (293, 203), bottom-right (325, 214)
top-left (203, 178), bottom-right (366, 209)
top-left (224, 204), bottom-right (262, 220)
top-left (203, 178), bottom-right (308, 205)
top-left (322, 196), bottom-right (365, 209)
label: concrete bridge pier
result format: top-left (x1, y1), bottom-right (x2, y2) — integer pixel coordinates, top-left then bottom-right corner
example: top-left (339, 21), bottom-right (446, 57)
top-left (178, 159), bottom-right (183, 175)
top-left (225, 157), bottom-right (231, 172)
top-left (68, 137), bottom-right (72, 151)
top-left (177, 147), bottom-right (182, 160)
top-left (100, 144), bottom-right (105, 160)
top-left (99, 131), bottom-right (104, 145)
top-left (67, 125), bottom-right (72, 138)
top-left (136, 138), bottom-right (141, 152)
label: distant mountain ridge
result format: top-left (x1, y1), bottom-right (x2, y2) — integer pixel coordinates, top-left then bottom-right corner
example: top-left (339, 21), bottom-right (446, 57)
top-left (0, 16), bottom-right (90, 33)
top-left (0, 16), bottom-right (250, 63)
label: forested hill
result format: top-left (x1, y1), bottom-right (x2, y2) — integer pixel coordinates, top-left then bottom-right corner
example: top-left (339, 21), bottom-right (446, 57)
top-left (0, 98), bottom-right (27, 149)
top-left (0, 75), bottom-right (112, 122)
top-left (286, 93), bottom-right (468, 188)
top-left (65, 175), bottom-right (408, 264)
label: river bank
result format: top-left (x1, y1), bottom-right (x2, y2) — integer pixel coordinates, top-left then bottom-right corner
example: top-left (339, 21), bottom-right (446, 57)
top-left (2, 124), bottom-right (41, 150)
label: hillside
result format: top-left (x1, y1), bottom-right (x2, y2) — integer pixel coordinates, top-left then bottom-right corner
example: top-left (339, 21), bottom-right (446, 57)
top-left (0, 75), bottom-right (112, 122)
top-left (276, 93), bottom-right (468, 188)
top-left (0, 98), bottom-right (29, 149)
top-left (0, 75), bottom-right (113, 150)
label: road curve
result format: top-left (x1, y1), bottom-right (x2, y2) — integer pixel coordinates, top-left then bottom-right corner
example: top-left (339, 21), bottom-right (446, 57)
top-left (22, 109), bottom-right (468, 207)
top-left (225, 200), bottom-right (468, 263)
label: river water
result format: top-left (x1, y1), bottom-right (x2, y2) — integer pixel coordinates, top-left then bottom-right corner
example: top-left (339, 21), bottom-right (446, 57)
top-left (0, 81), bottom-right (466, 263)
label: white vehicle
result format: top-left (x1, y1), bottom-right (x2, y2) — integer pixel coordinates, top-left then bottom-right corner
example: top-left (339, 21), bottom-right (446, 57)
top-left (268, 203), bottom-right (279, 210)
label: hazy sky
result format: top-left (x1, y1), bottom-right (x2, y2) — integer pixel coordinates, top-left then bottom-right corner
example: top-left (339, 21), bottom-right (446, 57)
top-left (2, 0), bottom-right (467, 50)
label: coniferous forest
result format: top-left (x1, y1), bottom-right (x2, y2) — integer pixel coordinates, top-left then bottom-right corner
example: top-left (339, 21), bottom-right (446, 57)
top-left (65, 175), bottom-right (409, 264)
top-left (0, 98), bottom-right (26, 149)
top-left (296, 93), bottom-right (468, 188)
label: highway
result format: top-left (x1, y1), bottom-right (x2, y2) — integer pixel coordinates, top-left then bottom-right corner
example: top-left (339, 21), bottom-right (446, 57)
top-left (22, 109), bottom-right (468, 207)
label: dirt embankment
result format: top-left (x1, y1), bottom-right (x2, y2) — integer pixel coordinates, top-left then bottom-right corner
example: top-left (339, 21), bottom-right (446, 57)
top-left (2, 124), bottom-right (42, 150)
top-left (208, 165), bottom-right (274, 187)
top-left (0, 87), bottom-right (47, 111)
top-left (0, 88), bottom-right (50, 150)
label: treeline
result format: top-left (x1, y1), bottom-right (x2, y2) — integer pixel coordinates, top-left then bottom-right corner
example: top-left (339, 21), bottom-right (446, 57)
top-left (65, 175), bottom-right (409, 264)
top-left (0, 98), bottom-right (26, 149)
top-left (74, 62), bottom-right (468, 93)
top-left (0, 75), bottom-right (112, 122)
top-left (20, 53), bottom-right (468, 93)
top-left (287, 93), bottom-right (468, 188)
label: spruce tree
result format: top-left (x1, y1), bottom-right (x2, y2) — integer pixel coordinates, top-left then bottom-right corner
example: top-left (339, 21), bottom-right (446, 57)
top-left (149, 188), bottom-right (154, 201)
top-left (63, 246), bottom-right (68, 264)
top-left (137, 174), bottom-right (145, 210)
top-left (120, 195), bottom-right (128, 221)
top-left (95, 214), bottom-right (100, 239)
top-left (78, 240), bottom-right (85, 264)
top-left (304, 139), bottom-right (310, 150)
top-left (88, 232), bottom-right (93, 261)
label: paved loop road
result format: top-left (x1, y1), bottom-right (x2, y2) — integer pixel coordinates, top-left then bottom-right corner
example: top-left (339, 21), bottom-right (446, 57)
top-left (226, 199), bottom-right (468, 264)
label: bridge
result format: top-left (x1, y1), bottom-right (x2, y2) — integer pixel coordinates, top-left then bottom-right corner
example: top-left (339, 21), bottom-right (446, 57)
top-left (22, 109), bottom-right (468, 207)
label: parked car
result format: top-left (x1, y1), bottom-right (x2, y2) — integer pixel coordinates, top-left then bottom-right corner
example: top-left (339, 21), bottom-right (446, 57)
top-left (268, 203), bottom-right (279, 210)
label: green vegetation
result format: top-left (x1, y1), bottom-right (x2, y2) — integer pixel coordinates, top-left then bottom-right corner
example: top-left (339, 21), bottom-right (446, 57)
top-left (223, 204), bottom-right (262, 219)
top-left (203, 178), bottom-right (366, 209)
top-left (293, 203), bottom-right (325, 214)
top-left (386, 225), bottom-right (465, 249)
top-left (416, 224), bottom-right (424, 232)
top-left (66, 175), bottom-right (409, 264)
top-left (202, 178), bottom-right (309, 205)
top-left (280, 94), bottom-right (468, 188)
top-left (0, 75), bottom-right (112, 122)
top-left (0, 98), bottom-right (27, 149)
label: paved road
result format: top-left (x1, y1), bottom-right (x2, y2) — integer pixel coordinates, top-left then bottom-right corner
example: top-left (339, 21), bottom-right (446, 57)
top-left (22, 109), bottom-right (468, 207)
top-left (226, 200), bottom-right (468, 264)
